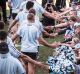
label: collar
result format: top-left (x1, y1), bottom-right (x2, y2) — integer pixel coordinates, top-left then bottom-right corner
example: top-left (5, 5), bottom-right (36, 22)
top-left (0, 53), bottom-right (11, 58)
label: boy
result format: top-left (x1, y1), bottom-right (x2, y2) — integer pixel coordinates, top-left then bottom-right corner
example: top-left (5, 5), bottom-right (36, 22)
top-left (0, 42), bottom-right (26, 74)
top-left (12, 13), bottom-right (61, 74)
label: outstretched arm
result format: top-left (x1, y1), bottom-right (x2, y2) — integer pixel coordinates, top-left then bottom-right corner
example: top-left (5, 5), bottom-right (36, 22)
top-left (38, 36), bottom-right (61, 48)
top-left (20, 54), bottom-right (49, 70)
top-left (8, 19), bottom-right (18, 32)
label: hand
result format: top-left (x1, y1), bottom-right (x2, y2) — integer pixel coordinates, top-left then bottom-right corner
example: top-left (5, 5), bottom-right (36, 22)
top-left (49, 33), bottom-right (58, 38)
top-left (36, 61), bottom-right (49, 70)
top-left (50, 42), bottom-right (61, 48)
top-left (44, 26), bottom-right (53, 31)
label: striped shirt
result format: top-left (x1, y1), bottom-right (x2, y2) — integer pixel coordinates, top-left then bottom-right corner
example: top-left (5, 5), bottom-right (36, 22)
top-left (7, 36), bottom-right (21, 58)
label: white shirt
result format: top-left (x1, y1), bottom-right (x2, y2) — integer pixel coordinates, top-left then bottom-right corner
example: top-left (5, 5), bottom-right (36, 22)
top-left (15, 11), bottom-right (39, 25)
top-left (17, 23), bottom-right (40, 52)
top-left (20, 0), bottom-right (46, 18)
top-left (8, 0), bottom-right (24, 13)
top-left (7, 36), bottom-right (21, 58)
top-left (22, 20), bottom-right (44, 35)
top-left (15, 11), bottom-right (28, 25)
top-left (0, 53), bottom-right (25, 74)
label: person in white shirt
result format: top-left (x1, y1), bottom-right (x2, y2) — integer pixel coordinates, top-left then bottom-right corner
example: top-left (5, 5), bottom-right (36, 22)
top-left (8, 0), bottom-right (24, 19)
top-left (0, 21), bottom-right (56, 74)
top-left (12, 13), bottom-right (61, 74)
top-left (0, 42), bottom-right (26, 74)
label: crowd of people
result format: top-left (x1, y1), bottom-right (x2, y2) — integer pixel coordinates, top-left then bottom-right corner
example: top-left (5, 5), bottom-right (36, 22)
top-left (0, 0), bottom-right (80, 74)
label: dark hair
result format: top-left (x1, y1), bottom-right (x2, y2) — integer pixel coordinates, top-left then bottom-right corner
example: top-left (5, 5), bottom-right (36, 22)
top-left (0, 42), bottom-right (9, 54)
top-left (26, 1), bottom-right (34, 10)
top-left (0, 31), bottom-right (7, 41)
top-left (29, 8), bottom-right (36, 15)
top-left (70, 16), bottom-right (77, 22)
top-left (0, 21), bottom-right (5, 30)
top-left (48, 0), bottom-right (53, 3)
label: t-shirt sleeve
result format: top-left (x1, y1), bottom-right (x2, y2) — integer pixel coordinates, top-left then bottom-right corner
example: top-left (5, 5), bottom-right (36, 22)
top-left (7, 37), bottom-right (21, 58)
top-left (38, 22), bottom-right (44, 35)
top-left (36, 29), bottom-right (40, 39)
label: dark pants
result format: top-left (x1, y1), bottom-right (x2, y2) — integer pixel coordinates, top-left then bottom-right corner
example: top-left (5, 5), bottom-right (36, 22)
top-left (42, 0), bottom-right (53, 7)
top-left (55, 0), bottom-right (66, 11)
top-left (0, 0), bottom-right (7, 23)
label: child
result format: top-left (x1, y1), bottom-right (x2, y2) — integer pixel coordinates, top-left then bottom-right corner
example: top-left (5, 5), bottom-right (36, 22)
top-left (0, 42), bottom-right (26, 74)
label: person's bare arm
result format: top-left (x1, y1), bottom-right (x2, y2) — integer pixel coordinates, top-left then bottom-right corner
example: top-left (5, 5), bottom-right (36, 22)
top-left (20, 54), bottom-right (49, 70)
top-left (54, 22), bottom-right (69, 28)
top-left (43, 11), bottom-right (59, 21)
top-left (38, 36), bottom-right (61, 48)
top-left (58, 8), bottom-right (72, 17)
top-left (8, 0), bottom-right (12, 8)
top-left (8, 19), bottom-right (18, 32)
top-left (11, 33), bottom-right (19, 42)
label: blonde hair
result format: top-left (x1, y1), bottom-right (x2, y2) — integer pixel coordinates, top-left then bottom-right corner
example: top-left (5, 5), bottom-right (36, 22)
top-left (72, 37), bottom-right (79, 44)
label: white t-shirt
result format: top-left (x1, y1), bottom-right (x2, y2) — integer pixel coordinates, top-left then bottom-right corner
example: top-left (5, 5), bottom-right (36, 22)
top-left (0, 53), bottom-right (26, 74)
top-left (7, 36), bottom-right (21, 58)
top-left (15, 11), bottom-right (39, 25)
top-left (20, 0), bottom-right (46, 18)
top-left (15, 11), bottom-right (28, 25)
top-left (8, 0), bottom-right (24, 13)
top-left (22, 20), bottom-right (44, 35)
top-left (17, 23), bottom-right (40, 53)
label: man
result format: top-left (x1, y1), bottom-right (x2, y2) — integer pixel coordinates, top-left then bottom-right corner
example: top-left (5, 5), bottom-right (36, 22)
top-left (12, 13), bottom-right (61, 74)
top-left (8, 0), bottom-right (24, 19)
top-left (0, 42), bottom-right (26, 74)
top-left (0, 0), bottom-right (7, 23)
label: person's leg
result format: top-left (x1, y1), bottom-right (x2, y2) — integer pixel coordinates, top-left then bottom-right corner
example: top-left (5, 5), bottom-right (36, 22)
top-left (22, 52), bottom-right (37, 74)
top-left (28, 62), bottom-right (35, 74)
top-left (1, 0), bottom-right (7, 23)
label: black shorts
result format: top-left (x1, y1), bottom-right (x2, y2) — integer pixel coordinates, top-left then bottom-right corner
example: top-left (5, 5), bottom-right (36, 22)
top-left (12, 13), bottom-right (17, 19)
top-left (22, 52), bottom-right (38, 60)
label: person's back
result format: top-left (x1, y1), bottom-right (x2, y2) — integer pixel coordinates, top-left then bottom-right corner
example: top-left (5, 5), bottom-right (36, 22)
top-left (0, 53), bottom-right (25, 74)
top-left (0, 42), bottom-right (25, 74)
